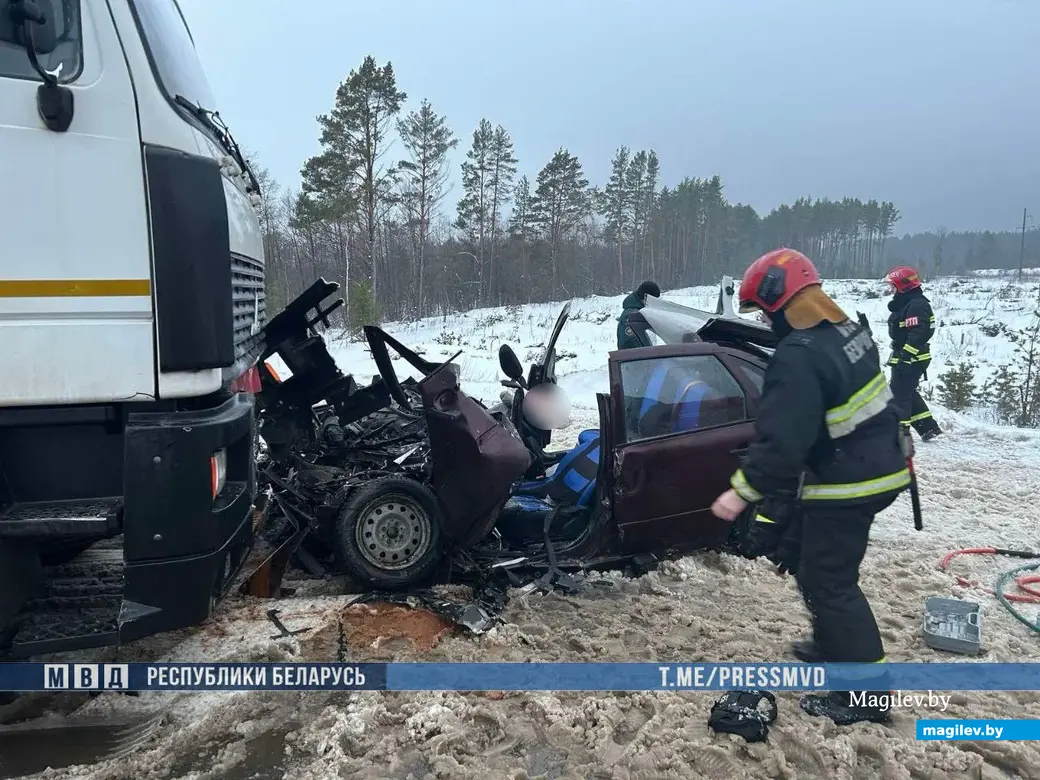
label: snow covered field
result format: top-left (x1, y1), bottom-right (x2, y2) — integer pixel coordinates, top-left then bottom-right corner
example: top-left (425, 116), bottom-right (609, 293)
top-left (20, 273), bottom-right (1040, 780)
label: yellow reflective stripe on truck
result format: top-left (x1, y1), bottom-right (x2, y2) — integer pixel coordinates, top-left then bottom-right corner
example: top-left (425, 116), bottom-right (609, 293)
top-left (0, 279), bottom-right (151, 297)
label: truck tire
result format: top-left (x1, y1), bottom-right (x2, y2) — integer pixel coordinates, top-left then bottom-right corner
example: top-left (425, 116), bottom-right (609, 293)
top-left (334, 477), bottom-right (444, 590)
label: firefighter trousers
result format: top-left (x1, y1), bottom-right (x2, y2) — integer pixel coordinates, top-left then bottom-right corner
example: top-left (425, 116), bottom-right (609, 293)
top-left (889, 363), bottom-right (940, 436)
top-left (795, 496), bottom-right (897, 663)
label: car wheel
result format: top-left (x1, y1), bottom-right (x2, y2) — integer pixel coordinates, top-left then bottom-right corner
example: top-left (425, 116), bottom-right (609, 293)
top-left (335, 477), bottom-right (444, 590)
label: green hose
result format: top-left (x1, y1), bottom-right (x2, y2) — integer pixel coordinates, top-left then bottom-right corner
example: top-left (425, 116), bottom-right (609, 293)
top-left (995, 561), bottom-right (1040, 635)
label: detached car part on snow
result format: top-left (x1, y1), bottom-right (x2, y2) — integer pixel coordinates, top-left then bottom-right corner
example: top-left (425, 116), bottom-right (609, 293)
top-left (251, 278), bottom-right (782, 592)
top-left (248, 279), bottom-right (532, 590)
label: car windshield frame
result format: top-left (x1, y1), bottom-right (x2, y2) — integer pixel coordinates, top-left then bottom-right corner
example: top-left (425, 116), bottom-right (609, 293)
top-left (0, 0), bottom-right (83, 84)
top-left (540, 301), bottom-right (571, 362)
top-left (126, 0), bottom-right (221, 142)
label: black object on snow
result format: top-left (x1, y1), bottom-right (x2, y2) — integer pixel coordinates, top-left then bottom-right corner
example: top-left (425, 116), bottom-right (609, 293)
top-left (707, 690), bottom-right (778, 743)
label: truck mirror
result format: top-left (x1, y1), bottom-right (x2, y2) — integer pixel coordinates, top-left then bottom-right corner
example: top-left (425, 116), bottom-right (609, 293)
top-left (1, 0), bottom-right (59, 55)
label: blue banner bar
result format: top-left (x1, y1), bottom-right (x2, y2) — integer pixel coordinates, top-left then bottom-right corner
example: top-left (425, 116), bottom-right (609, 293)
top-left (2, 662), bottom-right (1040, 692)
top-left (917, 720), bottom-right (1040, 740)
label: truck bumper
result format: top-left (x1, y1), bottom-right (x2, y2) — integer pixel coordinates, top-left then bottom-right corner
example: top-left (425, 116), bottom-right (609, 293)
top-left (119, 392), bottom-right (257, 642)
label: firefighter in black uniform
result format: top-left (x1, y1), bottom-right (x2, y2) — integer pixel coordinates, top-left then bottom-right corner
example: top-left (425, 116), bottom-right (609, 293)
top-left (884, 266), bottom-right (942, 441)
top-left (711, 248), bottom-right (911, 726)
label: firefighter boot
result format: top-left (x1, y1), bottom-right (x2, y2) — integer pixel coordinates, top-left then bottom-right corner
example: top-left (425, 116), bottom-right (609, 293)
top-left (790, 637), bottom-right (823, 662)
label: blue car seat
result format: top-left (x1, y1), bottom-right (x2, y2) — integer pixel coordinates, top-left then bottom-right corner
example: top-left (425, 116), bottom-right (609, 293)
top-left (511, 428), bottom-right (602, 509)
top-left (633, 362), bottom-right (712, 438)
top-left (505, 363), bottom-right (712, 515)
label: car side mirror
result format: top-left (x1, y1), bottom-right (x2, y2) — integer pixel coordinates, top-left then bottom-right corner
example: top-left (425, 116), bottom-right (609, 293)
top-left (498, 344), bottom-right (525, 383)
top-left (1, 0), bottom-right (59, 55)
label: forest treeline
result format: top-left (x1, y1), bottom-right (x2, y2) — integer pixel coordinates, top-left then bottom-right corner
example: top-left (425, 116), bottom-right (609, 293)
top-left (250, 55), bottom-right (1038, 328)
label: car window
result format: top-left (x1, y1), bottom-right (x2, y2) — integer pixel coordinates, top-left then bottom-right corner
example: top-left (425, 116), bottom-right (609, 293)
top-left (733, 359), bottom-right (765, 394)
top-left (0, 0), bottom-right (82, 83)
top-left (619, 355), bottom-right (747, 442)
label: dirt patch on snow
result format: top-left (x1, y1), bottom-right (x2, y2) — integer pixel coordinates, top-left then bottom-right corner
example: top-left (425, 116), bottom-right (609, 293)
top-left (299, 602), bottom-right (455, 660)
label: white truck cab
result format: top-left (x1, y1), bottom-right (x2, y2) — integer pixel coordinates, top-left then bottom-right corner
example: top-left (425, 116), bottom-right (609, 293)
top-left (0, 0), bottom-right (266, 657)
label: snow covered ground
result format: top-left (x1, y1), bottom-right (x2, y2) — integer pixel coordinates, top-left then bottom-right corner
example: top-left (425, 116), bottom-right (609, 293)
top-left (20, 273), bottom-right (1040, 780)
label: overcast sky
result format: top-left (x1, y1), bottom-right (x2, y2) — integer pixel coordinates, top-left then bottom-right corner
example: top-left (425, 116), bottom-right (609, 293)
top-left (176, 0), bottom-right (1039, 235)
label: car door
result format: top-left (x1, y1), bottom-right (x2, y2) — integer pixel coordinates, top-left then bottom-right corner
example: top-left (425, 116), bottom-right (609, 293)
top-left (608, 345), bottom-right (756, 554)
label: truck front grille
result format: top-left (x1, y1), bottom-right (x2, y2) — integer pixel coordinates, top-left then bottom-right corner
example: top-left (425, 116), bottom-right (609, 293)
top-left (231, 253), bottom-right (265, 361)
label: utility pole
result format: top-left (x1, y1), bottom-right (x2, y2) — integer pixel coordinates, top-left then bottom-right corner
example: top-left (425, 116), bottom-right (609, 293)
top-left (1019, 207), bottom-right (1028, 282)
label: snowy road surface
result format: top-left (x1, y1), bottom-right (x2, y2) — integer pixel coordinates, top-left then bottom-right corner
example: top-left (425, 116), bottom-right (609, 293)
top-left (17, 273), bottom-right (1040, 780)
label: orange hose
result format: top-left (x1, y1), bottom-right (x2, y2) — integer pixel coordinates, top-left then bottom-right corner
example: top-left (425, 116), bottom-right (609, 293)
top-left (939, 548), bottom-right (1040, 604)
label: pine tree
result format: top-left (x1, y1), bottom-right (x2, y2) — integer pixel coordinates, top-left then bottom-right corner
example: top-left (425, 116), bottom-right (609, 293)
top-left (487, 126), bottom-right (518, 303)
top-left (937, 362), bottom-right (977, 412)
top-left (600, 146), bottom-right (631, 287)
top-left (625, 150), bottom-right (649, 285)
top-left (396, 99), bottom-right (457, 317)
top-left (1012, 313), bottom-right (1040, 427)
top-left (987, 365), bottom-right (1021, 425)
top-left (297, 154), bottom-right (356, 317)
top-left (455, 119), bottom-right (495, 304)
top-left (641, 150), bottom-right (660, 280)
top-left (307, 56), bottom-right (406, 300)
top-left (529, 148), bottom-right (590, 293)
top-left (508, 176), bottom-right (534, 300)
top-left (347, 279), bottom-right (379, 340)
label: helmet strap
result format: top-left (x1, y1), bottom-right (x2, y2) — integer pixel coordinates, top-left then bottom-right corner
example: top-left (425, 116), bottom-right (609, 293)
top-left (767, 307), bottom-right (793, 339)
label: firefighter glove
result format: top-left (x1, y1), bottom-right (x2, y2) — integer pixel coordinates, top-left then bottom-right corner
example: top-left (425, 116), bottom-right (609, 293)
top-left (742, 514), bottom-right (785, 559)
top-left (741, 496), bottom-right (798, 560)
top-left (766, 511), bottom-right (802, 576)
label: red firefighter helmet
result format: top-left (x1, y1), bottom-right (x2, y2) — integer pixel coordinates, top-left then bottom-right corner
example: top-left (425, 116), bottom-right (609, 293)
top-left (737, 248), bottom-right (822, 314)
top-left (884, 265), bottom-right (921, 294)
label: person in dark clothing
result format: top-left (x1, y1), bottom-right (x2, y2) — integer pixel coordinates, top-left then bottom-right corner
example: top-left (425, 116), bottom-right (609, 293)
top-left (885, 266), bottom-right (942, 441)
top-left (616, 281), bottom-right (660, 349)
top-left (711, 248), bottom-right (912, 726)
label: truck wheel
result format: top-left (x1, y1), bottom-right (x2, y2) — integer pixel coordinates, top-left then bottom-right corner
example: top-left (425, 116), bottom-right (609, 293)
top-left (335, 477), bottom-right (444, 589)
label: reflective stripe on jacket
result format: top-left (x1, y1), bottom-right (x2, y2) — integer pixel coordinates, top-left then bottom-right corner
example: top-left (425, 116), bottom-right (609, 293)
top-left (729, 317), bottom-right (910, 505)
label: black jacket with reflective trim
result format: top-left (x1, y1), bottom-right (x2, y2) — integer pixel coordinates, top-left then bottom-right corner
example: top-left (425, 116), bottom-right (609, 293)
top-left (734, 319), bottom-right (909, 505)
top-left (887, 289), bottom-right (934, 367)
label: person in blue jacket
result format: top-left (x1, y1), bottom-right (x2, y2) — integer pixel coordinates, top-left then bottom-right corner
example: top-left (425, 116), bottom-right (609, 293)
top-left (617, 281), bottom-right (660, 349)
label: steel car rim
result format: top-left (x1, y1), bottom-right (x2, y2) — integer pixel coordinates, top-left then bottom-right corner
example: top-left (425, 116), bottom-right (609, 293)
top-left (355, 494), bottom-right (432, 570)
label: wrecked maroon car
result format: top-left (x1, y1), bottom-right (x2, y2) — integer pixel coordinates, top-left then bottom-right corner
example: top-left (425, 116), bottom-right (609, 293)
top-left (249, 279), bottom-right (782, 598)
top-left (249, 279), bottom-right (532, 591)
top-left (474, 295), bottom-right (778, 586)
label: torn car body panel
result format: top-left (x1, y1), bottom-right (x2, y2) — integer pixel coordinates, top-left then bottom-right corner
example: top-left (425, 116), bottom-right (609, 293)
top-left (244, 279), bottom-right (531, 594)
top-left (417, 359), bottom-right (532, 547)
